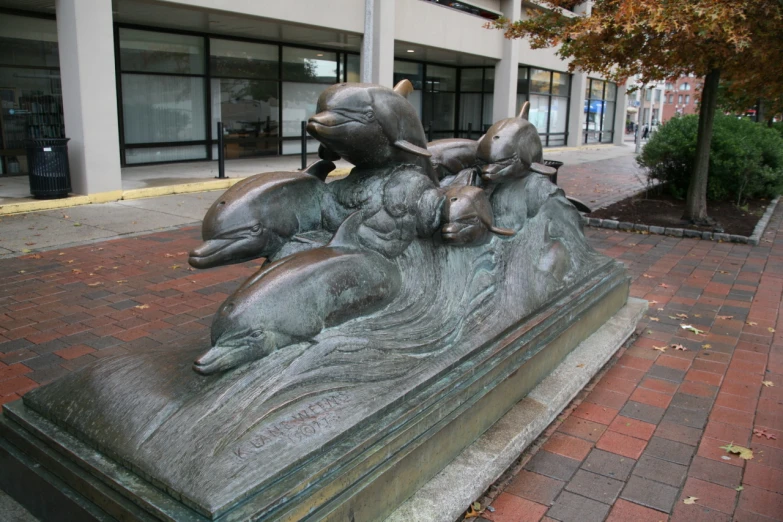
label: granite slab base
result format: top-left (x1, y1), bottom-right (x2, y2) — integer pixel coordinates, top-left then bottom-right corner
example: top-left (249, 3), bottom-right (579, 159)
top-left (387, 297), bottom-right (647, 522)
top-left (0, 262), bottom-right (629, 522)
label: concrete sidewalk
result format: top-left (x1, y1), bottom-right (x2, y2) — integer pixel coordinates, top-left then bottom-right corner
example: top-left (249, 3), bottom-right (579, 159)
top-left (0, 144), bottom-right (640, 258)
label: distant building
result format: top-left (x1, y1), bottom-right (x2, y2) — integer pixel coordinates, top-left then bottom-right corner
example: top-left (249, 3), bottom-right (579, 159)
top-left (661, 75), bottom-right (702, 122)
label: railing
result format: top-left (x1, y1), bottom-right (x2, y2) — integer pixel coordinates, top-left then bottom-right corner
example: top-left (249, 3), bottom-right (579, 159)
top-left (419, 0), bottom-right (502, 20)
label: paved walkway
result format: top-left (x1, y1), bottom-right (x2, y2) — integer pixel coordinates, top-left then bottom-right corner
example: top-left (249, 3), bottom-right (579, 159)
top-left (0, 146), bottom-right (779, 521)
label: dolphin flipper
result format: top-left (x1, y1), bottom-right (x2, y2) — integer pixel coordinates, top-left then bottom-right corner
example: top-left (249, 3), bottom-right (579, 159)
top-left (567, 197), bottom-right (592, 213)
top-left (530, 162), bottom-right (557, 177)
top-left (394, 140), bottom-right (432, 158)
top-left (303, 159), bottom-right (336, 181)
top-left (327, 212), bottom-right (364, 249)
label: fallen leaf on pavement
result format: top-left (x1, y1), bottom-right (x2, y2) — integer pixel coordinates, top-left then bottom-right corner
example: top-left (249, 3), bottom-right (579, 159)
top-left (702, 344), bottom-right (712, 349)
top-left (683, 496), bottom-right (698, 505)
top-left (134, 304), bottom-right (150, 310)
top-left (676, 313), bottom-right (689, 319)
top-left (653, 346), bottom-right (667, 352)
top-left (753, 428), bottom-right (777, 440)
top-left (716, 315), bottom-right (733, 320)
top-left (650, 317), bottom-right (660, 322)
top-left (170, 265), bottom-right (181, 269)
top-left (649, 300), bottom-right (658, 305)
top-left (659, 283), bottom-right (668, 288)
top-left (762, 381), bottom-right (774, 387)
top-left (681, 324), bottom-right (705, 335)
top-left (576, 363), bottom-right (585, 368)
top-left (87, 282), bottom-right (102, 287)
top-left (672, 344), bottom-right (687, 351)
top-left (643, 274), bottom-right (653, 278)
top-left (769, 327), bottom-right (776, 333)
top-left (657, 307), bottom-right (664, 311)
top-left (735, 486), bottom-right (744, 492)
top-left (720, 442), bottom-right (753, 460)
top-left (164, 253), bottom-right (175, 258)
top-left (747, 321), bottom-right (758, 326)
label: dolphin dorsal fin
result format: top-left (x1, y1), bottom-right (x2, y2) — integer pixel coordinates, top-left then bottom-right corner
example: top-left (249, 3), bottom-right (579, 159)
top-left (394, 79), bottom-right (414, 98)
top-left (394, 139), bottom-right (432, 158)
top-left (328, 212), bottom-right (363, 248)
top-left (303, 159), bottom-right (336, 181)
top-left (519, 101), bottom-right (530, 120)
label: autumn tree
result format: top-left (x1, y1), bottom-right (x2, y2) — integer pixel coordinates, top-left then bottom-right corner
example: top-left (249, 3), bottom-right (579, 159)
top-left (488, 0), bottom-right (783, 224)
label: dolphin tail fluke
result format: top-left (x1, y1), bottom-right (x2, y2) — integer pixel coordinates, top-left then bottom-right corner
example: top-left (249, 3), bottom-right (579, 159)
top-left (394, 139), bottom-right (432, 158)
top-left (303, 159), bottom-right (336, 181)
top-left (530, 162), bottom-right (557, 177)
top-left (519, 101), bottom-right (530, 120)
top-left (394, 79), bottom-right (414, 98)
top-left (327, 212), bottom-right (364, 249)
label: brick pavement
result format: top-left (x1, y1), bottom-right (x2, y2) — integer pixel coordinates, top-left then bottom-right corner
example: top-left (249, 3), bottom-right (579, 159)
top-left (0, 175), bottom-right (780, 521)
top-left (556, 153), bottom-right (650, 210)
top-left (481, 204), bottom-right (783, 521)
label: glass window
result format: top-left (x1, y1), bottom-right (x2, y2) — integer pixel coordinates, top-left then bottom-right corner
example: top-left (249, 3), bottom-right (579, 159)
top-left (344, 54), bottom-right (360, 82)
top-left (590, 80), bottom-right (604, 100)
top-left (654, 90), bottom-right (661, 102)
top-left (209, 39), bottom-right (278, 79)
top-left (120, 28), bottom-right (204, 74)
top-left (685, 95), bottom-right (690, 104)
top-left (0, 14), bottom-right (59, 68)
top-left (121, 74), bottom-right (206, 143)
top-left (529, 95), bottom-right (550, 134)
top-left (282, 82), bottom-right (329, 136)
top-left (425, 92), bottom-right (455, 130)
top-left (515, 94), bottom-right (528, 116)
top-left (551, 72), bottom-right (569, 96)
top-left (459, 93), bottom-right (482, 136)
top-left (282, 47), bottom-right (336, 83)
top-left (394, 60), bottom-right (424, 90)
top-left (601, 101), bottom-right (615, 142)
top-left (605, 83), bottom-right (617, 101)
top-left (460, 68), bottom-right (483, 92)
top-left (645, 90), bottom-right (652, 101)
top-left (483, 67), bottom-right (495, 92)
top-left (678, 95), bottom-right (683, 104)
top-left (427, 65), bottom-right (457, 92)
top-left (517, 66), bottom-right (529, 94)
top-left (530, 68), bottom-right (551, 94)
top-left (211, 78), bottom-right (279, 158)
top-left (125, 145), bottom-right (207, 164)
top-left (482, 93), bottom-right (494, 130)
top-left (549, 96), bottom-right (568, 134)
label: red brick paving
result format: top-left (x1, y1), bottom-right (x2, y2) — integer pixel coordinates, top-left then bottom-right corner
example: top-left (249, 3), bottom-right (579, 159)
top-left (1, 171), bottom-right (782, 521)
top-left (480, 200), bottom-right (783, 521)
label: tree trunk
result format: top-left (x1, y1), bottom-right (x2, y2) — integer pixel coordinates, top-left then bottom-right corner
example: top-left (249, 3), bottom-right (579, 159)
top-left (683, 68), bottom-right (721, 223)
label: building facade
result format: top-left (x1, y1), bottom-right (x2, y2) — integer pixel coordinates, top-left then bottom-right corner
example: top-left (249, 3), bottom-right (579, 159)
top-left (661, 75), bottom-right (701, 123)
top-left (0, 0), bottom-right (627, 196)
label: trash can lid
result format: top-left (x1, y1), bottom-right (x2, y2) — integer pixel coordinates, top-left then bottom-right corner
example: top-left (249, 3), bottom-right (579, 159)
top-left (25, 138), bottom-right (70, 147)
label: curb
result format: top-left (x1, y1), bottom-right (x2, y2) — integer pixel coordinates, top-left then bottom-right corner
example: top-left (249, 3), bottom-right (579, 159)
top-left (583, 195), bottom-right (781, 245)
top-left (0, 168), bottom-right (353, 216)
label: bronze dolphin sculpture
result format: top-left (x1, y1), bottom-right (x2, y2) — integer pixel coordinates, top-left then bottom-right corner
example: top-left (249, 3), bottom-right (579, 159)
top-left (477, 102), bottom-right (555, 184)
top-left (193, 212), bottom-right (402, 375)
top-left (306, 80), bottom-right (437, 183)
top-left (188, 160), bottom-right (334, 269)
top-left (441, 185), bottom-right (514, 245)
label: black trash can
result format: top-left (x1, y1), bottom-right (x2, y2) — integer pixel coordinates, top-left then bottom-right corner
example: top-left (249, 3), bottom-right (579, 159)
top-left (25, 138), bottom-right (71, 199)
top-left (542, 159), bottom-right (564, 185)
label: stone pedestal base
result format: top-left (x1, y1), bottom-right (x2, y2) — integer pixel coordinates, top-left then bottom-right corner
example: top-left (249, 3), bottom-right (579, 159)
top-left (0, 263), bottom-right (630, 522)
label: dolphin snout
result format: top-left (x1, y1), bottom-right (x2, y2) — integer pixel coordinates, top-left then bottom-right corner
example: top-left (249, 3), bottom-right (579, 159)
top-left (188, 239), bottom-right (235, 269)
top-left (193, 345), bottom-right (226, 375)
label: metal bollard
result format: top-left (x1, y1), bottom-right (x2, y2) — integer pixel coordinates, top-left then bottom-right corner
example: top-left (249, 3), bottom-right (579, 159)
top-left (215, 121), bottom-right (227, 179)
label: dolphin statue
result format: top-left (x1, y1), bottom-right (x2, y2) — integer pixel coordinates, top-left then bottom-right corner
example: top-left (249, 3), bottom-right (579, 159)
top-left (476, 101), bottom-right (556, 184)
top-left (427, 138), bottom-right (479, 186)
top-left (188, 160), bottom-right (334, 269)
top-left (441, 184), bottom-right (514, 246)
top-left (193, 212), bottom-right (402, 375)
top-left (306, 80), bottom-right (438, 183)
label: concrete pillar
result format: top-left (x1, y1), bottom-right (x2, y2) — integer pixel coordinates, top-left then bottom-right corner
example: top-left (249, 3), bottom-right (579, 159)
top-left (56, 0), bottom-right (122, 195)
top-left (361, 0), bottom-right (395, 87)
top-left (566, 72), bottom-right (587, 147)
top-left (613, 81), bottom-right (628, 145)
top-left (492, 0), bottom-right (521, 122)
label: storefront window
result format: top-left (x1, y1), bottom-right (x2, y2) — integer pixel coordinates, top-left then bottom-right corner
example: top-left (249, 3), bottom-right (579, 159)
top-left (282, 47), bottom-right (337, 84)
top-left (457, 67), bottom-right (494, 138)
top-left (517, 66), bottom-right (571, 146)
top-left (211, 79), bottom-right (279, 158)
top-left (584, 78), bottom-right (617, 144)
top-left (0, 15), bottom-right (62, 175)
top-left (210, 39), bottom-right (278, 79)
top-left (120, 28), bottom-right (204, 75)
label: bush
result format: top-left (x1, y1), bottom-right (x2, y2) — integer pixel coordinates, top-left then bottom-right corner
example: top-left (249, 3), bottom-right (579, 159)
top-left (638, 113), bottom-right (783, 204)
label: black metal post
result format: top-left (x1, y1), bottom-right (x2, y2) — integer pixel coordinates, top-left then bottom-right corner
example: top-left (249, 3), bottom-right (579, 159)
top-left (467, 122), bottom-right (472, 140)
top-left (427, 122), bottom-right (433, 143)
top-left (301, 121), bottom-right (307, 170)
top-left (216, 121), bottom-right (226, 179)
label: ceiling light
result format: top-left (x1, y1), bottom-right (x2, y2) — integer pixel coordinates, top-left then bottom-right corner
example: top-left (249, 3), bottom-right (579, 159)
top-left (407, 49), bottom-right (415, 53)
top-left (316, 53), bottom-right (324, 57)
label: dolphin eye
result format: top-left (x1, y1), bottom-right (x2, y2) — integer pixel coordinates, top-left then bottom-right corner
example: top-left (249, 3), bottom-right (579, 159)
top-left (251, 224), bottom-right (262, 233)
top-left (366, 109), bottom-right (374, 120)
top-left (251, 331), bottom-right (263, 339)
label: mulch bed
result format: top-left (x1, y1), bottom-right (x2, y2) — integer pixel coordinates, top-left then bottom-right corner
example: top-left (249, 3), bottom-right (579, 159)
top-left (588, 188), bottom-right (771, 237)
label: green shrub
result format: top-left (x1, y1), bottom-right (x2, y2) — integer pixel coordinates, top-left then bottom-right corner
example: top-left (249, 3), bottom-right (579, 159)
top-left (638, 113), bottom-right (783, 204)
